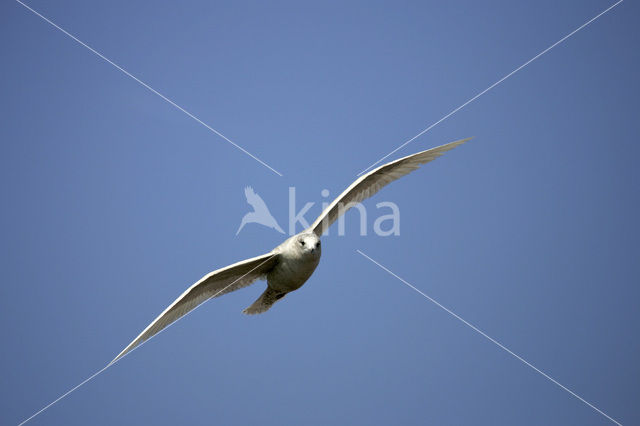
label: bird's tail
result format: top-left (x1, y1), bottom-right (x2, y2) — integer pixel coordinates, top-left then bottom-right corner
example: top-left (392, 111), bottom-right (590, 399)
top-left (242, 287), bottom-right (286, 315)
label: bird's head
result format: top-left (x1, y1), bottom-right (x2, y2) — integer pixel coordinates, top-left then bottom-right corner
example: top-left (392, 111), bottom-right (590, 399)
top-left (295, 233), bottom-right (321, 257)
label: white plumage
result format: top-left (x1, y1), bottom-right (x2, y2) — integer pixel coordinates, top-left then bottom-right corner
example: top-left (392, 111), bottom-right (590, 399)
top-left (112, 138), bottom-right (471, 363)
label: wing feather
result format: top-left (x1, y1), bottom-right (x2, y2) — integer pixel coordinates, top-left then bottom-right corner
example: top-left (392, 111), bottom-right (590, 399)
top-left (111, 252), bottom-right (278, 364)
top-left (309, 138), bottom-right (471, 236)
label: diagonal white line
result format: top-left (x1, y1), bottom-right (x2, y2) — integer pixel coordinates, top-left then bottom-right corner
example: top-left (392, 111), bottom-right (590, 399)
top-left (17, 254), bottom-right (278, 426)
top-left (17, 364), bottom-right (111, 426)
top-left (356, 0), bottom-right (623, 176)
top-left (356, 249), bottom-right (623, 426)
top-left (15, 0), bottom-right (283, 177)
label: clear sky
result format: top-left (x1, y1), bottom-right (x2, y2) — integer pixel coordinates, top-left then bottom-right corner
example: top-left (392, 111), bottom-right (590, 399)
top-left (1, 1), bottom-right (638, 425)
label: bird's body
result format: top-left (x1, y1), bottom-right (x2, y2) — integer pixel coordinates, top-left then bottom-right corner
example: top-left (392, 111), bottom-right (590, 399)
top-left (112, 138), bottom-right (471, 364)
top-left (268, 233), bottom-right (321, 294)
top-left (244, 232), bottom-right (321, 314)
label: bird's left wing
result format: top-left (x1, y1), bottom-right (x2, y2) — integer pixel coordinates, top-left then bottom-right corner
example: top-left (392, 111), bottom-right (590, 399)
top-left (309, 138), bottom-right (471, 236)
top-left (111, 252), bottom-right (279, 364)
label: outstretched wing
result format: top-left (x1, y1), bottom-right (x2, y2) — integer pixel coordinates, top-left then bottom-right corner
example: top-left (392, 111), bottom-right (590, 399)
top-left (111, 252), bottom-right (279, 364)
top-left (309, 138), bottom-right (471, 236)
top-left (244, 186), bottom-right (270, 213)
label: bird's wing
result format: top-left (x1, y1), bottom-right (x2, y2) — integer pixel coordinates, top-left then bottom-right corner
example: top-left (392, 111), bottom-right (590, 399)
top-left (309, 138), bottom-right (471, 236)
top-left (111, 252), bottom-right (279, 364)
top-left (245, 186), bottom-right (270, 212)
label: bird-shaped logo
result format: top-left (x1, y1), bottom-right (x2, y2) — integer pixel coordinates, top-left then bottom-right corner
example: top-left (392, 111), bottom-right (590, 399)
top-left (236, 186), bottom-right (285, 235)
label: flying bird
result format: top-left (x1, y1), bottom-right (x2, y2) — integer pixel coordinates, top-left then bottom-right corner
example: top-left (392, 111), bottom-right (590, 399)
top-left (236, 186), bottom-right (285, 235)
top-left (112, 138), bottom-right (471, 364)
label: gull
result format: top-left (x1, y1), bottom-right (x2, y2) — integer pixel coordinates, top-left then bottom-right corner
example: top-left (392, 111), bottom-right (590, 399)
top-left (112, 137), bottom-right (471, 364)
top-left (236, 186), bottom-right (285, 235)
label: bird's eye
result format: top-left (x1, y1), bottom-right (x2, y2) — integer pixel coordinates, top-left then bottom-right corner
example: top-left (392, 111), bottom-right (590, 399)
top-left (300, 241), bottom-right (305, 246)
top-left (315, 241), bottom-right (320, 248)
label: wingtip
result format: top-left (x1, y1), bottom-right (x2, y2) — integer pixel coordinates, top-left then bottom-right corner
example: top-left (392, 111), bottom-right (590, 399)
top-left (109, 344), bottom-right (133, 366)
top-left (426, 137), bottom-right (473, 155)
top-left (441, 136), bottom-right (474, 151)
top-left (454, 136), bottom-right (474, 145)
top-left (108, 352), bottom-right (124, 367)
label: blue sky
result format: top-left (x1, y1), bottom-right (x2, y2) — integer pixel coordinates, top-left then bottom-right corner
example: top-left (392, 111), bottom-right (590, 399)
top-left (1, 0), bottom-right (639, 425)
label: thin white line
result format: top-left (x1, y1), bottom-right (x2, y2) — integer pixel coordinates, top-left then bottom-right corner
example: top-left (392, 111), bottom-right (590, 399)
top-left (356, 249), bottom-right (623, 426)
top-left (17, 364), bottom-right (110, 426)
top-left (356, 0), bottom-right (623, 176)
top-left (17, 254), bottom-right (277, 425)
top-left (15, 0), bottom-right (283, 177)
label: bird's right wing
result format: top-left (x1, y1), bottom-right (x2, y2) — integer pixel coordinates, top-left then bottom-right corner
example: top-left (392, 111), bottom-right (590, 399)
top-left (309, 138), bottom-right (471, 236)
top-left (111, 252), bottom-right (279, 364)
